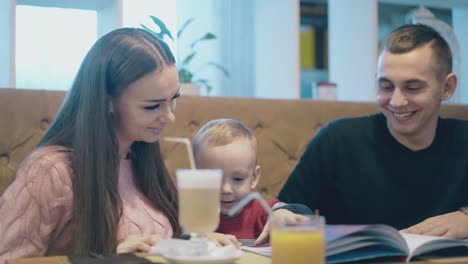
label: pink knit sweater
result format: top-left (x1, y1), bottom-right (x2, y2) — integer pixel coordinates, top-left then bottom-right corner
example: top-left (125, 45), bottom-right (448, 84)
top-left (0, 146), bottom-right (173, 263)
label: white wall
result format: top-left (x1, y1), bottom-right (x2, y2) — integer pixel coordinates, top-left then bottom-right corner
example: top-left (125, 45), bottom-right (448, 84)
top-left (379, 0), bottom-right (468, 105)
top-left (254, 0), bottom-right (300, 99)
top-left (216, 0), bottom-right (255, 97)
top-left (453, 7), bottom-right (468, 104)
top-left (0, 0), bottom-right (15, 88)
top-left (98, 0), bottom-right (121, 38)
top-left (177, 0), bottom-right (300, 98)
top-left (328, 0), bottom-right (378, 102)
top-left (176, 0), bottom-right (220, 96)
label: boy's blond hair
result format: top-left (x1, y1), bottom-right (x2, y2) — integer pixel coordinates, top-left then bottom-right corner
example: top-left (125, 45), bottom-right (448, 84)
top-left (193, 118), bottom-right (258, 162)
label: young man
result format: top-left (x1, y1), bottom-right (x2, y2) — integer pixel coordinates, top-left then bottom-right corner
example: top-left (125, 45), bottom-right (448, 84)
top-left (279, 24), bottom-right (468, 239)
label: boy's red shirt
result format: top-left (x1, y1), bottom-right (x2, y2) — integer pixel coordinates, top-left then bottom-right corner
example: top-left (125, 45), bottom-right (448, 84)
top-left (215, 198), bottom-right (279, 239)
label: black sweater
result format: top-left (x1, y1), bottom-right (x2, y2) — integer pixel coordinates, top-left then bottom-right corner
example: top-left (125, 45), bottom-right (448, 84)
top-left (279, 113), bottom-right (468, 229)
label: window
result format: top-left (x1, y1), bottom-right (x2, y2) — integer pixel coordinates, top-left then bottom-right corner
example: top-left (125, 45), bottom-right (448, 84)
top-left (15, 5), bottom-right (97, 90)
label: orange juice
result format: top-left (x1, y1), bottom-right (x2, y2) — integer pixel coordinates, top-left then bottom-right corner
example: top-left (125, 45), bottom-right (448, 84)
top-left (271, 229), bottom-right (325, 264)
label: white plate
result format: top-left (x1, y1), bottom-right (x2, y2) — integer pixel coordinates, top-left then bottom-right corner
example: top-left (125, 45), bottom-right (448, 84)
top-left (164, 252), bottom-right (243, 264)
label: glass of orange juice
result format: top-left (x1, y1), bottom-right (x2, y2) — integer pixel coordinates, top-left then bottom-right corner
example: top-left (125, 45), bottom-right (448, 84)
top-left (271, 214), bottom-right (325, 264)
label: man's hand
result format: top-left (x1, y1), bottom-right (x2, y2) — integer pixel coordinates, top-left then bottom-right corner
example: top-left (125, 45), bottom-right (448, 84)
top-left (401, 211), bottom-right (468, 239)
top-left (117, 234), bottom-right (163, 253)
top-left (253, 209), bottom-right (310, 246)
top-left (207, 232), bottom-right (241, 248)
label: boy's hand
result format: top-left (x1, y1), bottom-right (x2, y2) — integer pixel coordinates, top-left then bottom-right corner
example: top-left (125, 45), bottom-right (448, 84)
top-left (253, 209), bottom-right (310, 246)
top-left (207, 232), bottom-right (241, 248)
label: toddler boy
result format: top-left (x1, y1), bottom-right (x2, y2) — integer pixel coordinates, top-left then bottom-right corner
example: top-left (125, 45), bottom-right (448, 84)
top-left (193, 118), bottom-right (310, 240)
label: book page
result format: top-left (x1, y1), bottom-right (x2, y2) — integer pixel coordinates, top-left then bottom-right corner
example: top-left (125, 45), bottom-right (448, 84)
top-left (241, 245), bottom-right (271, 256)
top-left (402, 232), bottom-right (468, 260)
top-left (327, 225), bottom-right (407, 254)
top-left (243, 226), bottom-right (468, 263)
top-left (242, 225), bottom-right (408, 261)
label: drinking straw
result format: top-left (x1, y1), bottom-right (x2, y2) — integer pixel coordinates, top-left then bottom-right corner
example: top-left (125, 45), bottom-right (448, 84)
top-left (163, 137), bottom-right (196, 170)
top-left (227, 192), bottom-right (271, 217)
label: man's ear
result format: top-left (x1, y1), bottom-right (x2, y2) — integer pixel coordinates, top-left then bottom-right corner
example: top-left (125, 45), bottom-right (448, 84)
top-left (441, 73), bottom-right (457, 101)
top-left (251, 165), bottom-right (261, 189)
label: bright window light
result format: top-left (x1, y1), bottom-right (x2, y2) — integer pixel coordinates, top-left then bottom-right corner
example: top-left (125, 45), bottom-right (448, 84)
top-left (16, 5), bottom-right (97, 90)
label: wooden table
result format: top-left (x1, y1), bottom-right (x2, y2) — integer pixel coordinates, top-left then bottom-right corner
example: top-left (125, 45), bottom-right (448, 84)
top-left (6, 252), bottom-right (268, 264)
top-left (6, 253), bottom-right (468, 264)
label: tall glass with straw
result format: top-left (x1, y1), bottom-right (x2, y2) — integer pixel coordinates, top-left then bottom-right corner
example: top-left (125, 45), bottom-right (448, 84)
top-left (165, 137), bottom-right (222, 256)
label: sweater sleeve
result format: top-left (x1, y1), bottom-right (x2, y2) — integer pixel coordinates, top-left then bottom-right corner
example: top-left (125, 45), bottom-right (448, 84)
top-left (275, 204), bottom-right (313, 215)
top-left (278, 124), bottom-right (334, 211)
top-left (0, 151), bottom-right (73, 263)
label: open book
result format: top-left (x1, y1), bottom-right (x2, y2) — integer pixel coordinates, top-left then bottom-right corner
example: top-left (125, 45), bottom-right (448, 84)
top-left (241, 224), bottom-right (468, 263)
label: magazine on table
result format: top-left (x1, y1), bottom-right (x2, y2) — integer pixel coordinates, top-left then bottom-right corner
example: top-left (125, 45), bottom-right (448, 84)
top-left (241, 224), bottom-right (468, 263)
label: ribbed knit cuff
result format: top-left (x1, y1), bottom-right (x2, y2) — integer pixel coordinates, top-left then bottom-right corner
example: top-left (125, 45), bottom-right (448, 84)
top-left (459, 207), bottom-right (468, 217)
top-left (271, 203), bottom-right (313, 215)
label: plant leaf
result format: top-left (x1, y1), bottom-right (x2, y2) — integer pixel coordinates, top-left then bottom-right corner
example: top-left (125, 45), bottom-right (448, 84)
top-left (141, 24), bottom-right (163, 39)
top-left (190, 33), bottom-right (217, 49)
top-left (182, 52), bottom-right (196, 65)
top-left (149, 15), bottom-right (174, 41)
top-left (194, 79), bottom-right (209, 84)
top-left (205, 85), bottom-right (213, 95)
top-left (205, 62), bottom-right (230, 77)
top-left (177, 18), bottom-right (194, 39)
top-left (202, 33), bottom-right (216, 40)
top-left (143, 16), bottom-right (227, 93)
top-left (178, 68), bottom-right (193, 83)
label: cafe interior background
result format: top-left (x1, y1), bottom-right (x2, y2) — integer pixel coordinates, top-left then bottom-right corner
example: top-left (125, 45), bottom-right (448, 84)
top-left (1, 0), bottom-right (468, 104)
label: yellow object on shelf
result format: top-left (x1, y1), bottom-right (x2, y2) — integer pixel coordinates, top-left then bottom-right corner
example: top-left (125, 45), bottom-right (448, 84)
top-left (300, 27), bottom-right (316, 69)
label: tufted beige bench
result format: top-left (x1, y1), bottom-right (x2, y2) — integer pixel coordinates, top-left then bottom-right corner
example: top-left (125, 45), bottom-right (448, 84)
top-left (2, 88), bottom-right (468, 199)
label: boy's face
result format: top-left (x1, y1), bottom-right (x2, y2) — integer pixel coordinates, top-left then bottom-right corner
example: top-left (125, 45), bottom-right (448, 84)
top-left (195, 138), bottom-right (260, 216)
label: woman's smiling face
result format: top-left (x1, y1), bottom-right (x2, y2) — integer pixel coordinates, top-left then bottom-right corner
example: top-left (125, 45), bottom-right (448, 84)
top-left (110, 65), bottom-right (180, 156)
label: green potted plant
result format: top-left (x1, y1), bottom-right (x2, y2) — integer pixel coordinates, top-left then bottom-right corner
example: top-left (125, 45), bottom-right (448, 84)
top-left (142, 15), bottom-right (229, 95)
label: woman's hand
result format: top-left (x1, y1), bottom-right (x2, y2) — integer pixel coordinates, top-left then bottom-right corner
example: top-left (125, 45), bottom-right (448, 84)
top-left (117, 234), bottom-right (163, 253)
top-left (207, 232), bottom-right (241, 248)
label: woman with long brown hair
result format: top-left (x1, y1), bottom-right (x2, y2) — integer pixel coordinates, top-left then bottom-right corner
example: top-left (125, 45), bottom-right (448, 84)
top-left (0, 28), bottom-right (184, 262)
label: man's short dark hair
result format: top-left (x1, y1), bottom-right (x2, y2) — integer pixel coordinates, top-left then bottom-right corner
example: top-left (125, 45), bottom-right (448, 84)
top-left (379, 24), bottom-right (452, 79)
